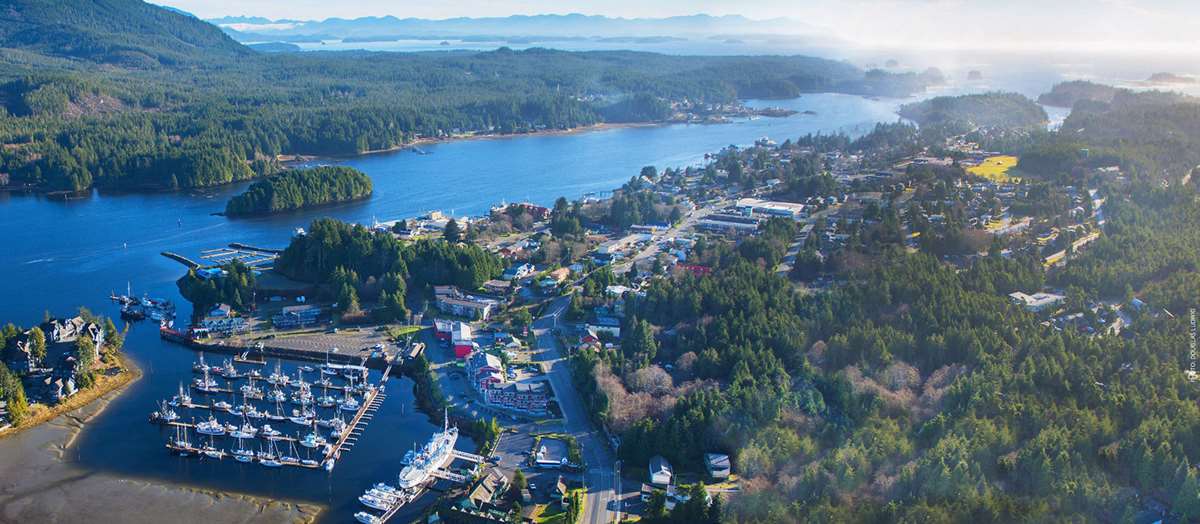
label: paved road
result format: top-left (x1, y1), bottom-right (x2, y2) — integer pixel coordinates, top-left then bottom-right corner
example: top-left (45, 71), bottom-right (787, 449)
top-left (532, 296), bottom-right (619, 524)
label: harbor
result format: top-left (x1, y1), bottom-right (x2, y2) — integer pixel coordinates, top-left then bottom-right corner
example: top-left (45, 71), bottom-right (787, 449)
top-left (150, 353), bottom-right (390, 472)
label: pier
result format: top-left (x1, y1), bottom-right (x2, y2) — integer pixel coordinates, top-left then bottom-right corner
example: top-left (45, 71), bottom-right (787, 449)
top-left (161, 251), bottom-right (201, 270)
top-left (199, 246), bottom-right (278, 269)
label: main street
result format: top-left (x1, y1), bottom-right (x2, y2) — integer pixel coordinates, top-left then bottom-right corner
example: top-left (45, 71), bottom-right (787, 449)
top-left (532, 296), bottom-right (620, 524)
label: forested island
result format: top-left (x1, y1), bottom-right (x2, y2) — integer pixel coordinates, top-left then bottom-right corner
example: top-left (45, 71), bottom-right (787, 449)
top-left (0, 0), bottom-right (943, 195)
top-left (1035, 80), bottom-right (1120, 108)
top-left (898, 92), bottom-right (1047, 131)
top-left (224, 166), bottom-right (373, 216)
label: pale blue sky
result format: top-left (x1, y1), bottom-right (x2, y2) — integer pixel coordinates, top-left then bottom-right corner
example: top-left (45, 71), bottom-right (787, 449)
top-left (159, 0), bottom-right (1200, 52)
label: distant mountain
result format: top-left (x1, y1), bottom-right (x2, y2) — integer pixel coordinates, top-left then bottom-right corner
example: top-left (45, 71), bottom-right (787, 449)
top-left (0, 0), bottom-right (249, 67)
top-left (209, 13), bottom-right (828, 42)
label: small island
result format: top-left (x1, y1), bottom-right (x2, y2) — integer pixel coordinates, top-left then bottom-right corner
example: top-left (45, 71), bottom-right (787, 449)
top-left (898, 92), bottom-right (1047, 129)
top-left (1147, 72), bottom-right (1195, 84)
top-left (1036, 80), bottom-right (1118, 108)
top-left (224, 166), bottom-right (373, 216)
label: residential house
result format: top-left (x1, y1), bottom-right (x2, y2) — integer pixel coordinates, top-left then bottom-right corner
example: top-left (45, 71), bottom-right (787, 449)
top-left (1008, 291), bottom-right (1066, 313)
top-left (501, 263), bottom-right (536, 281)
top-left (705, 453), bottom-right (731, 479)
top-left (649, 455), bottom-right (673, 486)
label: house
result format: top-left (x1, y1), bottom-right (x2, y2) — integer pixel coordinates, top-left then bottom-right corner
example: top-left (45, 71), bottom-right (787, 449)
top-left (481, 279), bottom-right (512, 295)
top-left (705, 453), bottom-right (731, 479)
top-left (649, 455), bottom-right (673, 486)
top-left (435, 319), bottom-right (454, 340)
top-left (502, 263), bottom-right (536, 281)
top-left (586, 316), bottom-right (622, 338)
top-left (1009, 291), bottom-right (1066, 313)
top-left (466, 469), bottom-right (509, 510)
top-left (539, 267), bottom-right (570, 289)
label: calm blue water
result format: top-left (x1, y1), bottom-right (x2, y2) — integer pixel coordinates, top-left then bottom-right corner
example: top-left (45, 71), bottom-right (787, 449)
top-left (0, 87), bottom-right (1030, 518)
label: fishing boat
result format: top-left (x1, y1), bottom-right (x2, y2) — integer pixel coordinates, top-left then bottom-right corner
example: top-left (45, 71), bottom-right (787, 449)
top-left (339, 390), bottom-right (360, 412)
top-left (266, 400), bottom-right (287, 422)
top-left (213, 400), bottom-right (233, 412)
top-left (299, 365), bottom-right (315, 373)
top-left (266, 387), bottom-right (287, 403)
top-left (354, 512), bottom-right (382, 524)
top-left (245, 405), bottom-right (265, 419)
top-left (259, 424), bottom-right (282, 439)
top-left (267, 361), bottom-right (289, 386)
top-left (219, 360), bottom-right (244, 380)
top-left (196, 416), bottom-right (226, 436)
top-left (223, 421), bottom-right (238, 434)
top-left (357, 494), bottom-right (395, 512)
top-left (150, 400), bottom-right (179, 424)
top-left (259, 441), bottom-right (282, 467)
top-left (169, 425), bottom-right (193, 455)
top-left (288, 409), bottom-right (313, 425)
top-left (231, 420), bottom-right (258, 439)
top-left (201, 435), bottom-right (223, 459)
top-left (168, 382), bottom-right (192, 407)
top-left (233, 437), bottom-right (255, 463)
top-left (291, 369), bottom-right (309, 390)
top-left (300, 427), bottom-right (327, 449)
top-left (192, 368), bottom-right (220, 393)
top-left (192, 352), bottom-right (210, 373)
top-left (281, 439), bottom-right (301, 464)
top-left (240, 377), bottom-right (263, 399)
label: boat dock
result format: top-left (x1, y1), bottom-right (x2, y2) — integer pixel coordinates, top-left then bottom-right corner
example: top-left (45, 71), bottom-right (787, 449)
top-left (323, 385), bottom-right (385, 465)
top-left (161, 251), bottom-right (201, 270)
top-left (199, 246), bottom-right (278, 269)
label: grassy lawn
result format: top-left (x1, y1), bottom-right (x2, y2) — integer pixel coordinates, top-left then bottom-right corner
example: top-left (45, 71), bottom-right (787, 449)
top-left (967, 155), bottom-right (1021, 183)
top-left (532, 503), bottom-right (566, 523)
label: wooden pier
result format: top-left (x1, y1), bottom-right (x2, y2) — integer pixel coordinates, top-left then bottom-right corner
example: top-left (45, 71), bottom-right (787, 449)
top-left (322, 385), bottom-right (385, 466)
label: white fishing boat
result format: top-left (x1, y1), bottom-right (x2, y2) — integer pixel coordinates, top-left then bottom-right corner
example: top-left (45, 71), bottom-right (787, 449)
top-left (288, 409), bottom-right (314, 425)
top-left (213, 400), bottom-right (233, 412)
top-left (192, 352), bottom-right (210, 373)
top-left (267, 361), bottom-right (290, 386)
top-left (233, 437), bottom-right (255, 463)
top-left (354, 511), bottom-right (382, 524)
top-left (357, 494), bottom-right (395, 512)
top-left (266, 387), bottom-right (287, 403)
top-left (231, 421), bottom-right (258, 439)
top-left (195, 416), bottom-right (226, 436)
top-left (300, 429), bottom-right (327, 449)
top-left (168, 382), bottom-right (192, 407)
top-left (339, 388), bottom-right (360, 412)
top-left (220, 360), bottom-right (244, 380)
top-left (259, 441), bottom-right (282, 467)
top-left (281, 440), bottom-right (301, 464)
top-left (150, 400), bottom-right (178, 423)
top-left (259, 424), bottom-right (282, 438)
top-left (193, 368), bottom-right (219, 392)
top-left (245, 406), bottom-right (265, 419)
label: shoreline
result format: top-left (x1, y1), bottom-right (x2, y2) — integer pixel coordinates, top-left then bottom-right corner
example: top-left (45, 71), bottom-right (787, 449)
top-left (281, 121), bottom-right (664, 165)
top-left (0, 355), bottom-right (324, 523)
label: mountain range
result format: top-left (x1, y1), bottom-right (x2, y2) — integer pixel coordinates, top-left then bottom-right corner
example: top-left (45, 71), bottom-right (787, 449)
top-left (206, 13), bottom-right (832, 44)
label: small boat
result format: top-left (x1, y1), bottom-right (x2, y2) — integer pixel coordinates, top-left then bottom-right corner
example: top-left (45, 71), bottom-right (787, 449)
top-left (281, 440), bottom-right (301, 464)
top-left (150, 401), bottom-right (179, 423)
top-left (358, 494), bottom-right (395, 511)
top-left (339, 393), bottom-right (360, 412)
top-left (245, 406), bottom-right (265, 419)
top-left (168, 382), bottom-right (192, 407)
top-left (266, 388), bottom-right (287, 403)
top-left (233, 437), bottom-right (255, 463)
top-left (231, 421), bottom-right (258, 439)
top-left (289, 409), bottom-right (313, 425)
top-left (260, 424), bottom-right (282, 438)
top-left (314, 377), bottom-right (334, 387)
top-left (259, 441), bottom-right (282, 467)
top-left (195, 416), bottom-right (225, 436)
top-left (220, 360), bottom-right (244, 380)
top-left (213, 400), bottom-right (233, 412)
top-left (201, 441), bottom-right (223, 459)
top-left (192, 368), bottom-right (219, 392)
top-left (267, 361), bottom-right (289, 386)
top-left (354, 512), bottom-right (382, 524)
top-left (300, 431), bottom-right (327, 449)
top-left (299, 365), bottom-right (315, 373)
top-left (223, 421), bottom-right (238, 434)
top-left (192, 352), bottom-right (210, 373)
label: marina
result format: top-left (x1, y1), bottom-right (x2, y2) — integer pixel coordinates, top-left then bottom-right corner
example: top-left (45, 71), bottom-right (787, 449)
top-left (152, 353), bottom-right (387, 471)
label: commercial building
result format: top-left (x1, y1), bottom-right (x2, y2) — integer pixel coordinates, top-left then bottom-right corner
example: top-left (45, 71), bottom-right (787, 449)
top-left (736, 198), bottom-right (806, 220)
top-left (1008, 291), bottom-right (1066, 313)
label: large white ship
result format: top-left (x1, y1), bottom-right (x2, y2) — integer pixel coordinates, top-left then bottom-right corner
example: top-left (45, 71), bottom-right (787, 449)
top-left (396, 412), bottom-right (458, 489)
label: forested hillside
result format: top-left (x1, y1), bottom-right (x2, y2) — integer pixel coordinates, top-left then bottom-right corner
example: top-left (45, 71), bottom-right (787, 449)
top-left (898, 92), bottom-right (1047, 132)
top-left (0, 0), bottom-right (939, 194)
top-left (225, 166), bottom-right (373, 216)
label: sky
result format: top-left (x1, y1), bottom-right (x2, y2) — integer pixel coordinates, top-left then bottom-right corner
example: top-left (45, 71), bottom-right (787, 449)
top-left (158, 0), bottom-right (1200, 53)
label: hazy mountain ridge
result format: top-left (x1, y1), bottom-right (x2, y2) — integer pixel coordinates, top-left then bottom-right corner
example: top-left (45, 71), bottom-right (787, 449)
top-left (209, 13), bottom-right (829, 42)
top-left (0, 0), bottom-right (248, 66)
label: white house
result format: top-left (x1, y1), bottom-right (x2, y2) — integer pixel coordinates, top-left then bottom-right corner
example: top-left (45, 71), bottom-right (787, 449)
top-left (649, 455), bottom-right (673, 486)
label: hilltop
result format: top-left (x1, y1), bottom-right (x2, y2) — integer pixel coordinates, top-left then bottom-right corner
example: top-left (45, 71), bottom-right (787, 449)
top-left (0, 0), bottom-right (248, 66)
top-left (898, 92), bottom-right (1047, 131)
